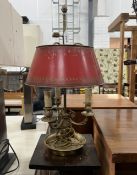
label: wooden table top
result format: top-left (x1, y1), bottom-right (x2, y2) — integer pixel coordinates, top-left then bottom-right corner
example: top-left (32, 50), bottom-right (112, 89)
top-left (93, 108), bottom-right (137, 163)
top-left (64, 94), bottom-right (137, 109)
top-left (4, 92), bottom-right (23, 99)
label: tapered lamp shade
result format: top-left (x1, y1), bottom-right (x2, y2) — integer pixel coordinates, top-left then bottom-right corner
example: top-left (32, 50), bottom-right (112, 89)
top-left (26, 45), bottom-right (103, 87)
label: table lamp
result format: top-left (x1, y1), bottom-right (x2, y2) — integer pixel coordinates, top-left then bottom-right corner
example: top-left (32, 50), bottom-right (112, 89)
top-left (26, 44), bottom-right (103, 156)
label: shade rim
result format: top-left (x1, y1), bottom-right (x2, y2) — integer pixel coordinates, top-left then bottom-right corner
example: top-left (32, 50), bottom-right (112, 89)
top-left (36, 44), bottom-right (94, 49)
top-left (25, 83), bottom-right (100, 88)
top-left (26, 45), bottom-right (103, 88)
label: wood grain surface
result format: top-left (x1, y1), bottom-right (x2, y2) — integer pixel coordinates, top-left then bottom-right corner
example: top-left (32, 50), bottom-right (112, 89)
top-left (63, 94), bottom-right (137, 109)
top-left (93, 109), bottom-right (137, 162)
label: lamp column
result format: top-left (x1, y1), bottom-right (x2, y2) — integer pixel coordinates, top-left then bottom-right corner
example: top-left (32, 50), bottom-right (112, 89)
top-left (21, 72), bottom-right (36, 130)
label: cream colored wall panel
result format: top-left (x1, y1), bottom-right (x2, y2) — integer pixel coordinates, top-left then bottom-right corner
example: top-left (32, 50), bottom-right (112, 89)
top-left (0, 0), bottom-right (14, 66)
top-left (23, 24), bottom-right (41, 67)
top-left (24, 37), bottom-right (37, 67)
top-left (0, 0), bottom-right (24, 67)
top-left (12, 6), bottom-right (25, 67)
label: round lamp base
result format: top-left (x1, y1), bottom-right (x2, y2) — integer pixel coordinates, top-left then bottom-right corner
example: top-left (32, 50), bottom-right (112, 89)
top-left (44, 132), bottom-right (86, 156)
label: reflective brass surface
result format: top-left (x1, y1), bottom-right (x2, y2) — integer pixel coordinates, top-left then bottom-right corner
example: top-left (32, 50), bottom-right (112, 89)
top-left (44, 132), bottom-right (86, 156)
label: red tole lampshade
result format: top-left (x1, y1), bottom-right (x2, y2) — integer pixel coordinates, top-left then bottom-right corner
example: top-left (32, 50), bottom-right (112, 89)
top-left (26, 45), bottom-right (103, 88)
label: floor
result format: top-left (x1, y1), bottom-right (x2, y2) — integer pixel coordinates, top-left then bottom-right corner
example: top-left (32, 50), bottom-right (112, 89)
top-left (6, 115), bottom-right (48, 175)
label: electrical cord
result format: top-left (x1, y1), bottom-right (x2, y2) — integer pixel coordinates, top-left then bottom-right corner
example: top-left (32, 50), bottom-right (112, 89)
top-left (0, 139), bottom-right (20, 174)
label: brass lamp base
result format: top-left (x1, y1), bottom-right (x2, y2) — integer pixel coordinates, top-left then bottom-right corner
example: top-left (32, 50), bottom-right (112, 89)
top-left (44, 132), bottom-right (86, 156)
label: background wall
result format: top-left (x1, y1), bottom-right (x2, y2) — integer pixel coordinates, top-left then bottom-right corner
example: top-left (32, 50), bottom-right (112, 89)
top-left (9, 0), bottom-right (88, 46)
top-left (8, 0), bottom-right (135, 48)
top-left (92, 0), bottom-right (134, 47)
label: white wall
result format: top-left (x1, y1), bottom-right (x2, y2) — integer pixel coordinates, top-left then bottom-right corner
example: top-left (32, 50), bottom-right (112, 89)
top-left (9, 0), bottom-right (136, 48)
top-left (9, 0), bottom-right (89, 45)
top-left (108, 0), bottom-right (133, 39)
top-left (79, 0), bottom-right (88, 45)
top-left (109, 0), bottom-right (133, 22)
top-left (93, 17), bottom-right (110, 48)
top-left (97, 0), bottom-right (106, 16)
top-left (93, 0), bottom-right (135, 47)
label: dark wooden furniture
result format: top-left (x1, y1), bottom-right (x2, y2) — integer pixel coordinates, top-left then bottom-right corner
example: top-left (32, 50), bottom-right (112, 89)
top-left (93, 108), bottom-right (137, 175)
top-left (63, 94), bottom-right (137, 134)
top-left (29, 134), bottom-right (100, 175)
